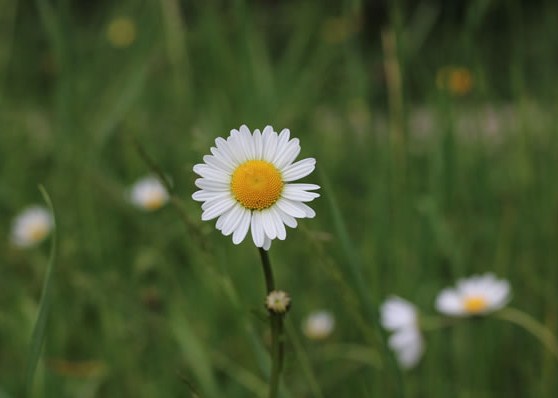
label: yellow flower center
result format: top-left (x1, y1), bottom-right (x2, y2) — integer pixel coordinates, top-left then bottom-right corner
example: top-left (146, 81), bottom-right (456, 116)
top-left (28, 223), bottom-right (48, 242)
top-left (231, 160), bottom-right (284, 210)
top-left (144, 194), bottom-right (165, 210)
top-left (464, 296), bottom-right (488, 313)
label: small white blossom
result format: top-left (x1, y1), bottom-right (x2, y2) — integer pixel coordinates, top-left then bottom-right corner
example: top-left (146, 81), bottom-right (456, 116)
top-left (436, 273), bottom-right (511, 317)
top-left (11, 206), bottom-right (53, 248)
top-left (302, 310), bottom-right (335, 340)
top-left (130, 176), bottom-right (169, 211)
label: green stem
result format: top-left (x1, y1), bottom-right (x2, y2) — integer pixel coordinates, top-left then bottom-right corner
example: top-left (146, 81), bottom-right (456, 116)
top-left (495, 307), bottom-right (558, 361)
top-left (258, 248), bottom-right (283, 398)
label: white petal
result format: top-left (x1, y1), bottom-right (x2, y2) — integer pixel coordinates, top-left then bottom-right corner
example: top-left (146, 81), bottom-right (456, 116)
top-left (262, 127), bottom-right (278, 161)
top-left (277, 209), bottom-right (298, 228)
top-left (192, 190), bottom-right (229, 202)
top-left (262, 236), bottom-right (272, 250)
top-left (435, 289), bottom-right (466, 316)
top-left (202, 154), bottom-right (234, 173)
top-left (282, 185), bottom-right (320, 202)
top-left (216, 214), bottom-right (226, 230)
top-left (285, 183), bottom-right (320, 191)
top-left (193, 164), bottom-right (230, 183)
top-left (281, 158), bottom-right (316, 181)
top-left (298, 202), bottom-right (316, 218)
top-left (260, 209), bottom-right (277, 240)
top-left (251, 211), bottom-right (265, 247)
top-left (253, 129), bottom-right (263, 159)
top-left (232, 209), bottom-right (251, 244)
top-left (227, 134), bottom-right (248, 164)
top-left (220, 203), bottom-right (245, 236)
top-left (270, 207), bottom-right (286, 240)
top-left (201, 198), bottom-right (235, 221)
top-left (274, 138), bottom-right (300, 170)
top-left (272, 129), bottom-right (290, 164)
top-left (201, 193), bottom-right (234, 210)
top-left (210, 146), bottom-right (236, 170)
top-left (390, 328), bottom-right (423, 369)
top-left (195, 178), bottom-right (230, 191)
top-left (239, 125), bottom-right (255, 159)
top-left (486, 280), bottom-right (511, 311)
top-left (216, 136), bottom-right (242, 165)
top-left (380, 296), bottom-right (417, 331)
top-left (275, 198), bottom-right (306, 218)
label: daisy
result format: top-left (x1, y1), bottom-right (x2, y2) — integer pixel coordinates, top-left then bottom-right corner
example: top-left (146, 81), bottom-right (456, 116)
top-left (192, 125), bottom-right (320, 250)
top-left (435, 273), bottom-right (511, 317)
top-left (302, 310), bottom-right (335, 340)
top-left (11, 206), bottom-right (53, 248)
top-left (380, 296), bottom-right (424, 369)
top-left (130, 176), bottom-right (169, 211)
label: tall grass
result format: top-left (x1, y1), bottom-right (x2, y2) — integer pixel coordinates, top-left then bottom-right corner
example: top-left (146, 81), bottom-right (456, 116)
top-left (1, 1), bottom-right (558, 397)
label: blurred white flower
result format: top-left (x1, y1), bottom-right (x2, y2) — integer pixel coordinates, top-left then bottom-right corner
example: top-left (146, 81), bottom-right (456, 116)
top-left (380, 296), bottom-right (424, 369)
top-left (302, 310), bottom-right (335, 340)
top-left (130, 176), bottom-right (169, 211)
top-left (11, 206), bottom-right (53, 248)
top-left (192, 125), bottom-right (319, 250)
top-left (436, 273), bottom-right (511, 317)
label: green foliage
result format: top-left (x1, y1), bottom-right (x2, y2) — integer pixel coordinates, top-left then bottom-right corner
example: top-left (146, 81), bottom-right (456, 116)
top-left (1, 1), bottom-right (558, 397)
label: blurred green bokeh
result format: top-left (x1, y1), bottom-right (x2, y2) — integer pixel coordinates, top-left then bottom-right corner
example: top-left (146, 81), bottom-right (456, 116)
top-left (1, 1), bottom-right (558, 397)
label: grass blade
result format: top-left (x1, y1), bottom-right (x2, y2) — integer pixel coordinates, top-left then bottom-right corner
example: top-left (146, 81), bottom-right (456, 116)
top-left (25, 185), bottom-right (57, 394)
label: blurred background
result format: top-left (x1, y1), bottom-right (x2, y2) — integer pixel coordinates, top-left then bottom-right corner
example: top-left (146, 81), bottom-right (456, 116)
top-left (1, 0), bottom-right (558, 397)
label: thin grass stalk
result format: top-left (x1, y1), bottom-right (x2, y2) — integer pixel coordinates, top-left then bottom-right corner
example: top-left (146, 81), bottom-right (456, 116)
top-left (25, 186), bottom-right (57, 394)
top-left (495, 308), bottom-right (558, 361)
top-left (258, 248), bottom-right (284, 398)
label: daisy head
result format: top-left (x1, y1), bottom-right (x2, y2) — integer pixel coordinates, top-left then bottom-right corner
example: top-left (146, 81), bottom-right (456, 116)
top-left (11, 206), bottom-right (53, 248)
top-left (192, 125), bottom-right (320, 250)
top-left (130, 176), bottom-right (169, 211)
top-left (435, 273), bottom-right (511, 317)
top-left (302, 310), bottom-right (335, 340)
top-left (380, 296), bottom-right (424, 369)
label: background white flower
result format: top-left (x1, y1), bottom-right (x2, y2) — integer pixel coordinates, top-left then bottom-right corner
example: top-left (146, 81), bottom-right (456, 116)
top-left (130, 176), bottom-right (169, 211)
top-left (388, 327), bottom-right (424, 369)
top-left (192, 125), bottom-right (320, 250)
top-left (435, 273), bottom-right (511, 316)
top-left (11, 206), bottom-right (53, 248)
top-left (380, 296), bottom-right (424, 369)
top-left (302, 310), bottom-right (335, 340)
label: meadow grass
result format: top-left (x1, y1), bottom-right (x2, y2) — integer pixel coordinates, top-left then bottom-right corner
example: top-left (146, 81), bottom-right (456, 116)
top-left (2, 1), bottom-right (558, 397)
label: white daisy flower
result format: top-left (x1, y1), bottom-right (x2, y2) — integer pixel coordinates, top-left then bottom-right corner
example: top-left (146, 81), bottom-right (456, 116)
top-left (380, 296), bottom-right (424, 369)
top-left (302, 310), bottom-right (335, 340)
top-left (192, 125), bottom-right (320, 250)
top-left (435, 273), bottom-right (511, 317)
top-left (11, 206), bottom-right (53, 248)
top-left (130, 176), bottom-right (169, 211)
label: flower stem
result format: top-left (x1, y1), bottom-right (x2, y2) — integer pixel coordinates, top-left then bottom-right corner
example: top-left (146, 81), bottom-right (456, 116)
top-left (495, 307), bottom-right (558, 361)
top-left (258, 248), bottom-right (283, 398)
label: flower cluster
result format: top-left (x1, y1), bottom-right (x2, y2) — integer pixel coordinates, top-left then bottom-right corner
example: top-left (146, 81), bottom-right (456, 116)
top-left (381, 273), bottom-right (511, 369)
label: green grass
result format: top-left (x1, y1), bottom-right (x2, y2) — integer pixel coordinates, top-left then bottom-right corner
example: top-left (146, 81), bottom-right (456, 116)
top-left (2, 1), bottom-right (558, 397)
